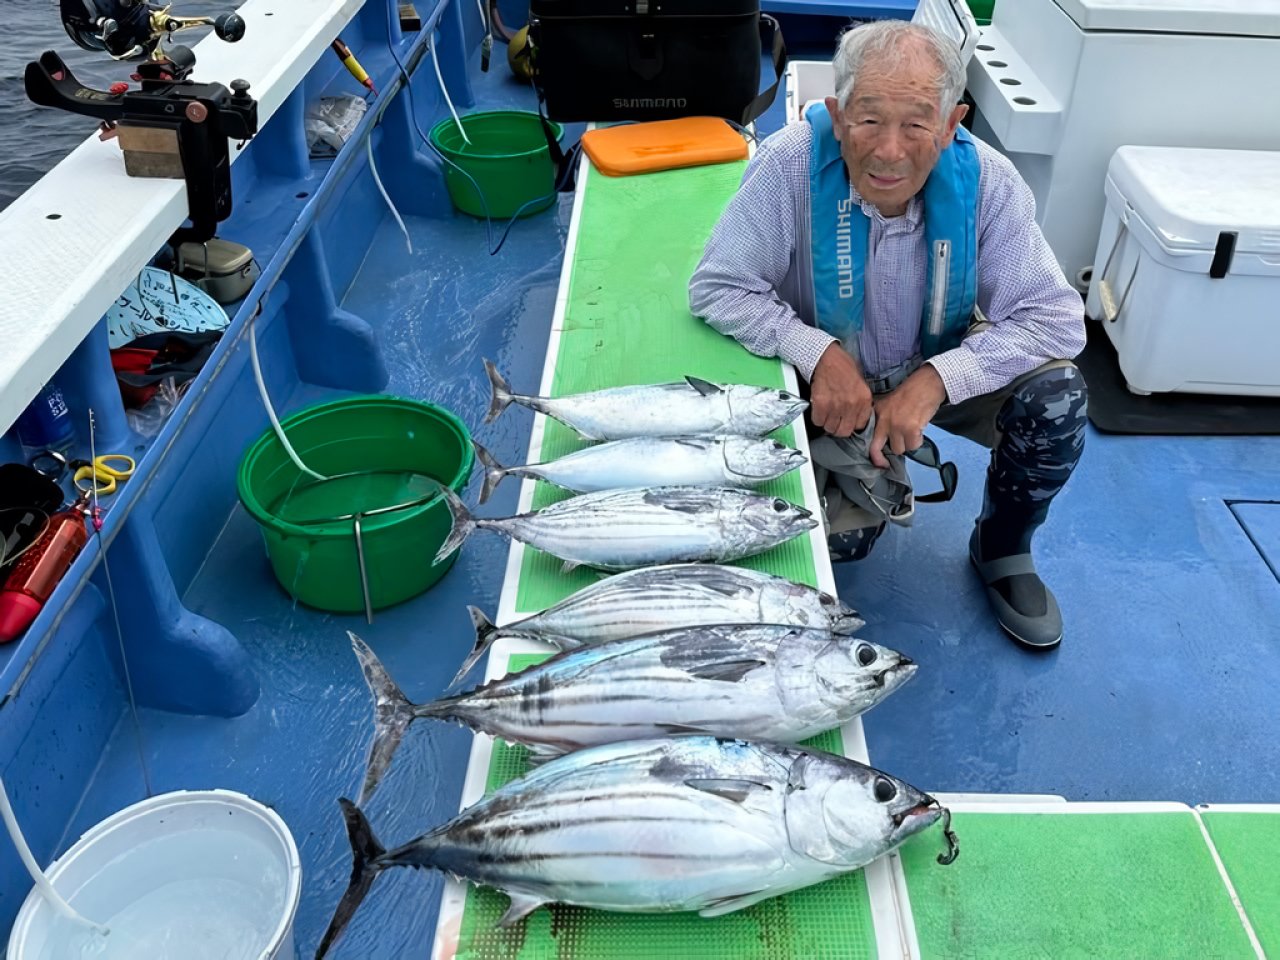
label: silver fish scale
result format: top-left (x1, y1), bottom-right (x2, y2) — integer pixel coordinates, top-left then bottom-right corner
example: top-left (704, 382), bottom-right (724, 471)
top-left (531, 382), bottom-right (803, 441)
top-left (403, 737), bottom-right (934, 916)
top-left (513, 436), bottom-right (802, 494)
top-left (438, 626), bottom-right (911, 753)
top-left (487, 487), bottom-right (814, 569)
top-left (519, 564), bottom-right (863, 644)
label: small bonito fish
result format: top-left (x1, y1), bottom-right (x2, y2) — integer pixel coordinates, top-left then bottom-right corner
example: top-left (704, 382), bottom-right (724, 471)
top-left (315, 737), bottom-right (958, 959)
top-left (350, 626), bottom-right (915, 802)
top-left (473, 436), bottom-right (807, 503)
top-left (484, 360), bottom-right (808, 441)
top-left (451, 563), bottom-right (864, 688)
top-left (435, 485), bottom-right (817, 571)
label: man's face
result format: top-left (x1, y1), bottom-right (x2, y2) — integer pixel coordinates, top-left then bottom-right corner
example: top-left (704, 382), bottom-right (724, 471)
top-left (824, 45), bottom-right (968, 218)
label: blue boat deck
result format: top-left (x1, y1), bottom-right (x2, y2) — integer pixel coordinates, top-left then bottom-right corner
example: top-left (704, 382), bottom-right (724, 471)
top-left (3, 2), bottom-right (1279, 955)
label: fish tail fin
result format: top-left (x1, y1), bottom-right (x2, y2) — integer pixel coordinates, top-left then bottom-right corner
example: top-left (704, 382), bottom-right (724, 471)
top-left (350, 632), bottom-right (420, 807)
top-left (435, 486), bottom-right (477, 565)
top-left (473, 440), bottom-right (508, 505)
top-left (314, 798), bottom-right (387, 960)
top-left (484, 359), bottom-right (515, 423)
top-left (447, 606), bottom-right (500, 690)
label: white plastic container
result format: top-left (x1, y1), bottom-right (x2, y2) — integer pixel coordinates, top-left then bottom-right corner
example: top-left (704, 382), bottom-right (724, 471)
top-left (783, 0), bottom-right (979, 124)
top-left (7, 790), bottom-right (302, 960)
top-left (967, 0), bottom-right (1280, 283)
top-left (1086, 145), bottom-right (1280, 397)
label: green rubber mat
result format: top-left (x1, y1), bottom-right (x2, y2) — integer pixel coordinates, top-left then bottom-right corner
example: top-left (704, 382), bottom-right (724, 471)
top-left (514, 160), bottom-right (818, 615)
top-left (898, 809), bottom-right (1256, 959)
top-left (454, 654), bottom-right (874, 960)
top-left (1201, 810), bottom-right (1280, 956)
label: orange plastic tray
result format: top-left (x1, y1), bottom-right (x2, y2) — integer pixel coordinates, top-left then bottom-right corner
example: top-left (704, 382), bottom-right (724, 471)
top-left (581, 117), bottom-right (749, 177)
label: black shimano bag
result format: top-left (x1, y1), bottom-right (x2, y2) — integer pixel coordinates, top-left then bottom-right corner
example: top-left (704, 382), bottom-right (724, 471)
top-left (525, 0), bottom-right (787, 125)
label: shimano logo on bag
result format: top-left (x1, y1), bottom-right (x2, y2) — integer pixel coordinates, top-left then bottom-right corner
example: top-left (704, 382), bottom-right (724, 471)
top-left (613, 97), bottom-right (688, 109)
top-left (836, 197), bottom-right (854, 299)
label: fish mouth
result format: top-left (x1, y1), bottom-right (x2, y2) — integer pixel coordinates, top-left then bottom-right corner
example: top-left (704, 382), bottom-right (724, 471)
top-left (892, 800), bottom-right (939, 828)
top-left (872, 657), bottom-right (915, 688)
top-left (832, 613), bottom-right (866, 634)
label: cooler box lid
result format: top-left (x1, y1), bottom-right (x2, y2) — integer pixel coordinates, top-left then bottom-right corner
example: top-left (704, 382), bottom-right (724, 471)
top-left (1053, 0), bottom-right (1280, 38)
top-left (1105, 145), bottom-right (1280, 258)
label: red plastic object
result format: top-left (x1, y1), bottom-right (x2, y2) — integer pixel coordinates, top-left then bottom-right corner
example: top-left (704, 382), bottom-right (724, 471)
top-left (0, 500), bottom-right (88, 643)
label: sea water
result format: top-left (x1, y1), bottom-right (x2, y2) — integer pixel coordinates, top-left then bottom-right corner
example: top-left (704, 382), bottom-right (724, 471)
top-left (30, 826), bottom-right (288, 960)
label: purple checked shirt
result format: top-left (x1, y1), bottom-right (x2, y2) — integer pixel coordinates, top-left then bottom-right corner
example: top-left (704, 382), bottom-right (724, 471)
top-left (688, 122), bottom-right (1085, 405)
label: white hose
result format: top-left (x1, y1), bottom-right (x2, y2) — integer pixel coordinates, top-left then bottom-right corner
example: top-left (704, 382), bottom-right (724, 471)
top-left (475, 0), bottom-right (487, 30)
top-left (432, 29), bottom-right (470, 146)
top-left (249, 312), bottom-right (327, 482)
top-left (368, 135), bottom-right (412, 255)
top-left (0, 774), bottom-right (108, 935)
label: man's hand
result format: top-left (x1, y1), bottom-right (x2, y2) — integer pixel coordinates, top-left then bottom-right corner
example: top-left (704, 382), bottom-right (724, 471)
top-left (869, 365), bottom-right (948, 468)
top-left (810, 344), bottom-right (873, 438)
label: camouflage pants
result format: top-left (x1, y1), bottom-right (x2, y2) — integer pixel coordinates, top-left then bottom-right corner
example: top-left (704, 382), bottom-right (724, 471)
top-left (936, 360), bottom-right (1088, 554)
top-left (827, 360), bottom-right (1088, 561)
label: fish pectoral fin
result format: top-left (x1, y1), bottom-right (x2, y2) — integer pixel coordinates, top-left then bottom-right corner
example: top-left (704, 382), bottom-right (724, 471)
top-left (697, 888), bottom-right (776, 918)
top-left (683, 777), bottom-right (773, 805)
top-left (524, 743), bottom-right (568, 767)
top-left (497, 892), bottom-right (549, 928)
top-left (655, 722), bottom-right (711, 736)
top-left (686, 659), bottom-right (767, 683)
top-left (685, 376), bottom-right (723, 397)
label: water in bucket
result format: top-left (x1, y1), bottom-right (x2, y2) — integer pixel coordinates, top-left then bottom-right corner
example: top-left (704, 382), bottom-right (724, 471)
top-left (269, 469), bottom-right (441, 525)
top-left (32, 827), bottom-right (288, 960)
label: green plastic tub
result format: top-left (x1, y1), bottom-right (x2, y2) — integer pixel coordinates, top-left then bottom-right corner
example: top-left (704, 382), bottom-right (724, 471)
top-left (429, 110), bottom-right (563, 220)
top-left (236, 396), bottom-right (473, 613)
top-left (968, 0), bottom-right (994, 24)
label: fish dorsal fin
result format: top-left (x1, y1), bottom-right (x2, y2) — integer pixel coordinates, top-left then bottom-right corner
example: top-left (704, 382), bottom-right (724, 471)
top-left (561, 559), bottom-right (581, 574)
top-left (686, 659), bottom-right (767, 683)
top-left (497, 892), bottom-right (549, 928)
top-left (684, 777), bottom-right (773, 805)
top-left (685, 376), bottom-right (723, 397)
top-left (698, 888), bottom-right (777, 919)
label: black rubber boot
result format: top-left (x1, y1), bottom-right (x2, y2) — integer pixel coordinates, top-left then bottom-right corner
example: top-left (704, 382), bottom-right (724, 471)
top-left (969, 364), bottom-right (1087, 650)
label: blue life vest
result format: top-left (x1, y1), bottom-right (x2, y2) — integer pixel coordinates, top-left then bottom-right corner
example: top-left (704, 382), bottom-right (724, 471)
top-left (805, 100), bottom-right (980, 360)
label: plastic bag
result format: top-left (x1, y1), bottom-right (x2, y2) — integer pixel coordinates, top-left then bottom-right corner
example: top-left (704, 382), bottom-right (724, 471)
top-left (305, 94), bottom-right (368, 158)
top-left (126, 378), bottom-right (188, 438)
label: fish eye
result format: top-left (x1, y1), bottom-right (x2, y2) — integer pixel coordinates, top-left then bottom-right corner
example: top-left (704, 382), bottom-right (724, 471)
top-left (819, 593), bottom-right (836, 607)
top-left (772, 498), bottom-right (788, 512)
top-left (778, 390), bottom-right (794, 400)
top-left (873, 777), bottom-right (896, 803)
top-left (772, 440), bottom-right (785, 450)
top-left (856, 643), bottom-right (877, 667)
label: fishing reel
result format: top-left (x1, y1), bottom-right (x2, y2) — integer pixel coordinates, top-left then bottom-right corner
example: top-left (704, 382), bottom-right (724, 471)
top-left (59, 0), bottom-right (245, 65)
top-left (24, 2), bottom-right (257, 244)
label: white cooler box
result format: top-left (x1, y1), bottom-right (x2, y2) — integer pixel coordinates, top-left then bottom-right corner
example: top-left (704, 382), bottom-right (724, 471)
top-left (1085, 145), bottom-right (1280, 398)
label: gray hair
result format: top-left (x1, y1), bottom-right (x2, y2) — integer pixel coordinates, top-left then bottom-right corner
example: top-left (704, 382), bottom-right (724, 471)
top-left (833, 21), bottom-right (965, 119)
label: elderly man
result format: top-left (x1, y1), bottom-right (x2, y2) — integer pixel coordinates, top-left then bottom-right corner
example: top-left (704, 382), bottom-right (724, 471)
top-left (689, 20), bottom-right (1087, 650)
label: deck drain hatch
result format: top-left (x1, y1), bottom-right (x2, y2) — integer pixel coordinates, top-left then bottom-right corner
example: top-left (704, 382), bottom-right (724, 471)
top-left (1227, 500), bottom-right (1280, 583)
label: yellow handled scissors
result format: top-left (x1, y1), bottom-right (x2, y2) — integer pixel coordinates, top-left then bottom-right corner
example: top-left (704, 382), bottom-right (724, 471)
top-left (71, 454), bottom-right (136, 495)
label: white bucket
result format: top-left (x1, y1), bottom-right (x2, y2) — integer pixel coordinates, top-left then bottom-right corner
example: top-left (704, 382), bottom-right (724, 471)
top-left (7, 789), bottom-right (302, 960)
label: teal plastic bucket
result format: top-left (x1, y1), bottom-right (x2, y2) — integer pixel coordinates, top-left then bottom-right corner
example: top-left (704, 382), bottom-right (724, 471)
top-left (236, 395), bottom-right (473, 613)
top-left (429, 110), bottom-right (563, 219)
